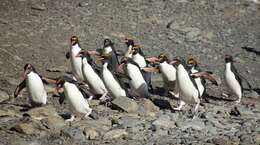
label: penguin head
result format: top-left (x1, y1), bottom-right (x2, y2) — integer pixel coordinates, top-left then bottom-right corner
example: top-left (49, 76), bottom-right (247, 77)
top-left (96, 53), bottom-right (112, 65)
top-left (56, 75), bottom-right (77, 88)
top-left (132, 45), bottom-right (141, 55)
top-left (171, 57), bottom-right (186, 67)
top-left (120, 56), bottom-right (128, 64)
top-left (104, 39), bottom-right (113, 47)
top-left (124, 38), bottom-right (135, 47)
top-left (225, 55), bottom-right (233, 63)
top-left (158, 53), bottom-right (168, 63)
top-left (70, 36), bottom-right (79, 46)
top-left (187, 57), bottom-right (198, 68)
top-left (23, 63), bottom-right (36, 77)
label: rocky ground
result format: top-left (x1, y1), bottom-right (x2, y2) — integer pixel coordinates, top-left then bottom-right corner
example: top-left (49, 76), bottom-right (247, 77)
top-left (0, 0), bottom-right (260, 144)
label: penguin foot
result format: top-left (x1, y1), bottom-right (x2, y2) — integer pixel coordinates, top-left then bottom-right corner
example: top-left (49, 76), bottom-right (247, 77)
top-left (65, 115), bottom-right (75, 122)
top-left (88, 96), bottom-right (93, 101)
top-left (173, 100), bottom-right (186, 111)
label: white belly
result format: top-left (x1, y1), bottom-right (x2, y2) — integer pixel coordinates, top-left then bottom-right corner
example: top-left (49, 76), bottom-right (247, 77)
top-left (191, 69), bottom-right (204, 97)
top-left (177, 65), bottom-right (199, 104)
top-left (82, 59), bottom-right (107, 95)
top-left (224, 69), bottom-right (242, 98)
top-left (26, 72), bottom-right (47, 105)
top-left (104, 46), bottom-right (112, 54)
top-left (127, 63), bottom-right (148, 97)
top-left (160, 62), bottom-right (176, 82)
top-left (102, 69), bottom-right (126, 98)
top-left (64, 82), bottom-right (92, 114)
top-left (70, 45), bottom-right (84, 80)
top-left (133, 53), bottom-right (147, 67)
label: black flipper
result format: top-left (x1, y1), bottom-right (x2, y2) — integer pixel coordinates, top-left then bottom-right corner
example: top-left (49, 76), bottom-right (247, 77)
top-left (14, 79), bottom-right (26, 98)
top-left (231, 64), bottom-right (252, 91)
top-left (65, 51), bottom-right (70, 59)
top-left (241, 47), bottom-right (260, 56)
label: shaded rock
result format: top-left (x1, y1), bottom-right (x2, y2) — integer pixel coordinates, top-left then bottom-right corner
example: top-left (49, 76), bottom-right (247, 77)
top-left (83, 127), bottom-right (100, 140)
top-left (0, 90), bottom-right (9, 102)
top-left (103, 129), bottom-right (128, 140)
top-left (40, 116), bottom-right (65, 130)
top-left (10, 120), bottom-right (46, 135)
top-left (112, 96), bottom-right (138, 113)
top-left (0, 109), bottom-right (16, 117)
top-left (25, 105), bottom-right (59, 120)
top-left (138, 98), bottom-right (159, 112)
top-left (208, 137), bottom-right (233, 145)
top-left (152, 115), bottom-right (176, 130)
top-left (61, 127), bottom-right (85, 141)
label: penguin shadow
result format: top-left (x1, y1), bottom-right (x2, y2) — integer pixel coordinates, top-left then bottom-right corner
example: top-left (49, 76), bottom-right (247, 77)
top-left (204, 94), bottom-right (235, 102)
top-left (59, 113), bottom-right (72, 120)
top-left (150, 86), bottom-right (166, 96)
top-left (253, 88), bottom-right (260, 95)
top-left (244, 88), bottom-right (260, 95)
top-left (151, 98), bottom-right (173, 110)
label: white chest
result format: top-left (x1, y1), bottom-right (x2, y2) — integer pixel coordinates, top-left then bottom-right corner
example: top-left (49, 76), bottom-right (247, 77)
top-left (177, 65), bottom-right (199, 103)
top-left (133, 53), bottom-right (147, 67)
top-left (64, 82), bottom-right (91, 114)
top-left (224, 63), bottom-right (242, 96)
top-left (26, 72), bottom-right (47, 104)
top-left (82, 58), bottom-right (107, 94)
top-left (191, 68), bottom-right (204, 97)
top-left (104, 46), bottom-right (112, 54)
top-left (102, 67), bottom-right (126, 98)
top-left (70, 44), bottom-right (83, 80)
top-left (127, 63), bottom-right (146, 88)
top-left (159, 62), bottom-right (176, 81)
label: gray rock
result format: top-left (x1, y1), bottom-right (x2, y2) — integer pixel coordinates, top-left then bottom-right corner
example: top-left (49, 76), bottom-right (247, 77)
top-left (10, 120), bottom-right (46, 135)
top-left (83, 127), bottom-right (100, 140)
top-left (112, 96), bottom-right (139, 113)
top-left (177, 118), bottom-right (205, 131)
top-left (118, 116), bottom-right (142, 129)
top-left (152, 115), bottom-right (176, 130)
top-left (31, 4), bottom-right (47, 11)
top-left (103, 129), bottom-right (128, 140)
top-left (245, 90), bottom-right (259, 99)
top-left (138, 98), bottom-right (159, 112)
top-left (61, 127), bottom-right (85, 141)
top-left (182, 27), bottom-right (201, 41)
top-left (40, 116), bottom-right (65, 130)
top-left (25, 105), bottom-right (59, 120)
top-left (0, 90), bottom-right (9, 102)
top-left (78, 2), bottom-right (89, 7)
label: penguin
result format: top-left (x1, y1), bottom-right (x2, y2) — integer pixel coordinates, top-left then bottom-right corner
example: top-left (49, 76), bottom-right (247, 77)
top-left (56, 76), bottom-right (94, 121)
top-left (124, 38), bottom-right (135, 58)
top-left (224, 55), bottom-right (252, 103)
top-left (142, 53), bottom-right (179, 97)
top-left (14, 64), bottom-right (48, 107)
top-left (187, 57), bottom-right (206, 98)
top-left (124, 39), bottom-right (153, 92)
top-left (173, 58), bottom-right (218, 112)
top-left (67, 36), bottom-right (84, 81)
top-left (97, 53), bottom-right (127, 99)
top-left (120, 56), bottom-right (149, 98)
top-left (76, 50), bottom-right (108, 101)
top-left (96, 38), bottom-right (120, 72)
top-left (156, 53), bottom-right (178, 97)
